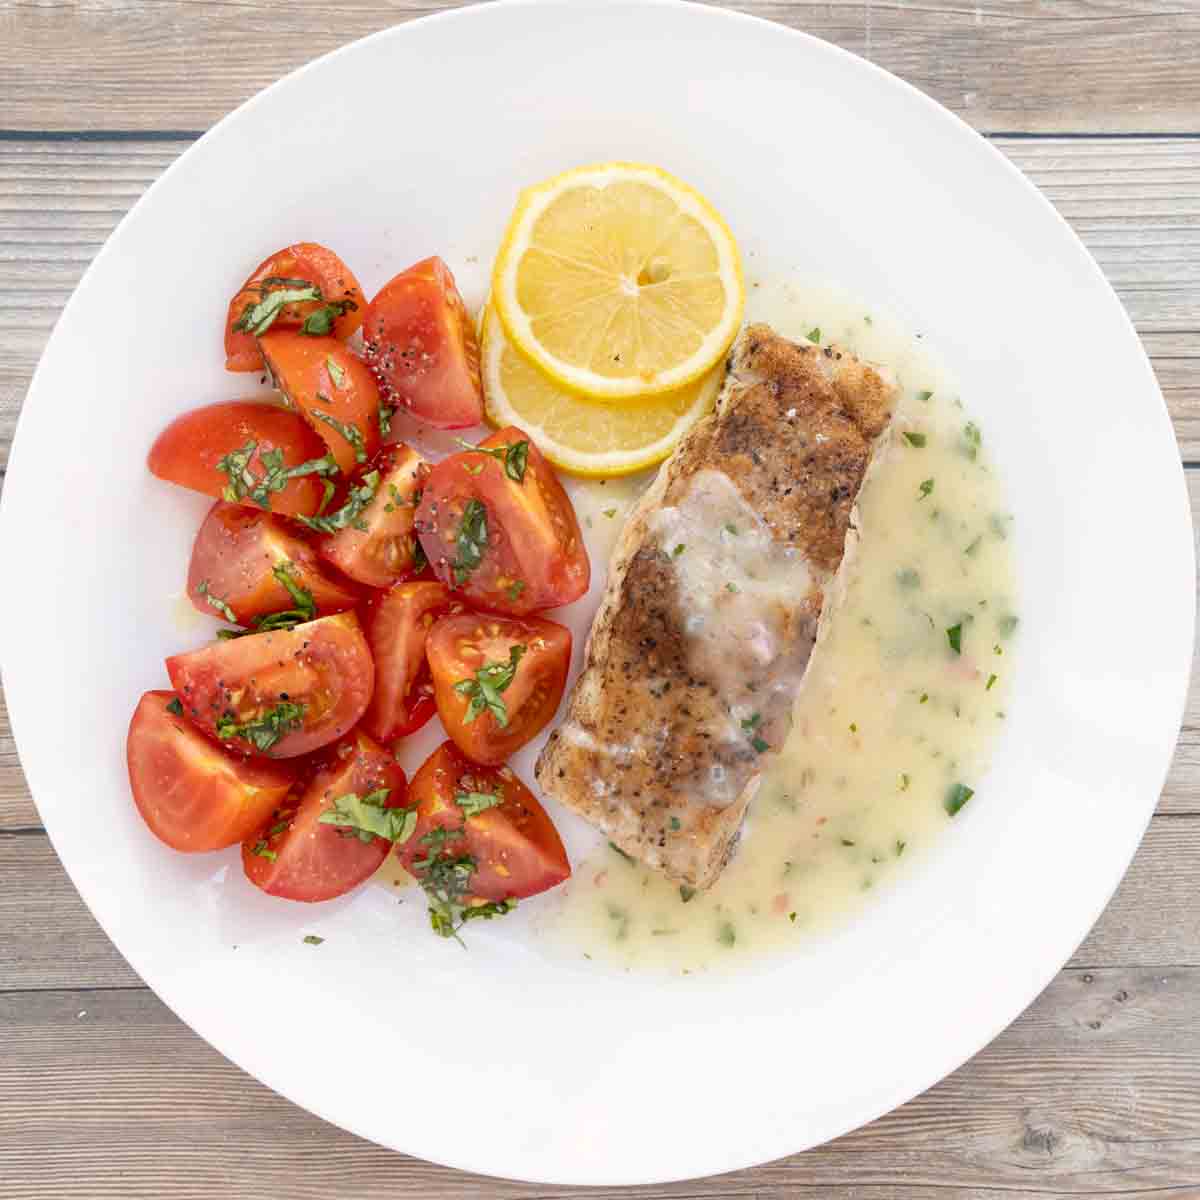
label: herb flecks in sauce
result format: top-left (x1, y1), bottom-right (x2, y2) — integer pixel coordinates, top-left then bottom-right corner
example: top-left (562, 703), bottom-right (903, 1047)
top-left (546, 282), bottom-right (1017, 973)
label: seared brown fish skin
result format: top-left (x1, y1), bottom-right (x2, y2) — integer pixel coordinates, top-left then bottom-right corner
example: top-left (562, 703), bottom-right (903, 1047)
top-left (535, 324), bottom-right (897, 888)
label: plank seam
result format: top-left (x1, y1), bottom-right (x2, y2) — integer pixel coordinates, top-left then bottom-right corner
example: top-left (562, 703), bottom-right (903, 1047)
top-left (0, 130), bottom-right (1198, 144)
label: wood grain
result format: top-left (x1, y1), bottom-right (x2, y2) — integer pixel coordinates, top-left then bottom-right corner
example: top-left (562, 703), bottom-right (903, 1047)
top-left (1, 5), bottom-right (1199, 1190)
top-left (0, 136), bottom-right (1196, 477)
top-left (1, 967), bottom-right (1198, 1199)
top-left (1, 0), bottom-right (1200, 135)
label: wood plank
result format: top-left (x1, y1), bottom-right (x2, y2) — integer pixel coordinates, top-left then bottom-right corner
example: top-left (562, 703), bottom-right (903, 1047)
top-left (0, 136), bottom-right (1196, 477)
top-left (2, 966), bottom-right (1197, 1198)
top-left (0, 833), bottom-right (140, 990)
top-left (1, 0), bottom-right (1199, 135)
top-left (2, 812), bottom-right (1195, 995)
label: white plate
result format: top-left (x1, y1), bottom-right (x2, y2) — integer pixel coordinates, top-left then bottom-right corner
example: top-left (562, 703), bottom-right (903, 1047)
top-left (0, 0), bottom-right (1192, 1185)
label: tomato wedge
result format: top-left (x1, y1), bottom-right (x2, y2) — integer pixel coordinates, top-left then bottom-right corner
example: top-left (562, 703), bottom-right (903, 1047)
top-left (166, 613), bottom-right (374, 759)
top-left (426, 612), bottom-right (571, 765)
top-left (242, 730), bottom-right (409, 902)
top-left (225, 242), bottom-right (364, 373)
top-left (361, 256), bottom-right (483, 429)
top-left (414, 426), bottom-right (590, 615)
top-left (148, 400), bottom-right (335, 518)
top-left (362, 581), bottom-right (460, 743)
top-left (398, 741), bottom-right (569, 914)
top-left (187, 501), bottom-right (358, 626)
top-left (316, 443), bottom-right (428, 589)
top-left (258, 332), bottom-right (382, 475)
top-left (127, 690), bottom-right (296, 852)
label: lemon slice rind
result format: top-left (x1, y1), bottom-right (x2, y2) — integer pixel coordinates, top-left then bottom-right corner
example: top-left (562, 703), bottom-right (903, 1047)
top-left (481, 306), bottom-right (720, 478)
top-left (492, 162), bottom-right (744, 401)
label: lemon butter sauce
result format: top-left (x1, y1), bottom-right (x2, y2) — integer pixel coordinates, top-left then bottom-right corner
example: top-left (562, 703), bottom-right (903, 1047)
top-left (538, 278), bottom-right (1018, 971)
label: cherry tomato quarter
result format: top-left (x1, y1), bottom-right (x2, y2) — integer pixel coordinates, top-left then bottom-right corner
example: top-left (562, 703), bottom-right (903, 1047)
top-left (225, 242), bottom-right (364, 373)
top-left (166, 613), bottom-right (374, 759)
top-left (187, 501), bottom-right (358, 626)
top-left (242, 729), bottom-right (408, 901)
top-left (361, 256), bottom-right (483, 429)
top-left (414, 426), bottom-right (589, 615)
top-left (426, 612), bottom-right (571, 765)
top-left (316, 443), bottom-right (428, 589)
top-left (258, 331), bottom-right (382, 475)
top-left (127, 690), bottom-right (296, 852)
top-left (399, 740), bottom-right (569, 904)
top-left (148, 400), bottom-right (335, 518)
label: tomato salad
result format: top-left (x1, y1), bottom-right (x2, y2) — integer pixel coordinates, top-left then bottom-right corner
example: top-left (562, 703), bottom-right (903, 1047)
top-left (131, 246), bottom-right (584, 942)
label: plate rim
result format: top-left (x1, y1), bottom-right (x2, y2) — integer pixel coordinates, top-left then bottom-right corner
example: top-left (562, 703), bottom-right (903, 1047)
top-left (1, 0), bottom-right (1194, 1184)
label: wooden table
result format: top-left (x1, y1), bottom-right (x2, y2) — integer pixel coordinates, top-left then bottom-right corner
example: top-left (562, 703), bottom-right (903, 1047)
top-left (2, 2), bottom-right (1198, 1196)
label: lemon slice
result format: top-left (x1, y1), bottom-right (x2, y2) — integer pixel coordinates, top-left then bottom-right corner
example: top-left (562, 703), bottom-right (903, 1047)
top-left (481, 306), bottom-right (720, 478)
top-left (492, 162), bottom-right (744, 400)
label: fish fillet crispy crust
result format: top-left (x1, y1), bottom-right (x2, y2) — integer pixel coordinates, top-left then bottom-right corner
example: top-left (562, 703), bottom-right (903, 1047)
top-left (535, 324), bottom-right (897, 888)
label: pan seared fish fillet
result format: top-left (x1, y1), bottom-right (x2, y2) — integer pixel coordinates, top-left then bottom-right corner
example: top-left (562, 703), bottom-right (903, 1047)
top-left (535, 324), bottom-right (897, 888)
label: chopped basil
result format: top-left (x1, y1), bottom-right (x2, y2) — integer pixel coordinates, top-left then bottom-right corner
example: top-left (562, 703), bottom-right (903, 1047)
top-left (603, 508), bottom-right (617, 519)
top-left (299, 299), bottom-right (355, 336)
top-left (918, 478), bottom-right (935, 501)
top-left (669, 816), bottom-right (681, 831)
top-left (452, 499), bottom-right (488, 586)
top-left (250, 839), bottom-right (277, 862)
top-left (919, 692), bottom-right (929, 704)
top-left (412, 538), bottom-right (428, 576)
top-left (456, 437), bottom-right (530, 483)
top-left (751, 735), bottom-right (769, 754)
top-left (945, 782), bottom-right (974, 816)
top-left (454, 644), bottom-right (526, 727)
top-left (806, 327), bottom-right (821, 344)
top-left (195, 580), bottom-right (237, 623)
top-left (899, 773), bottom-right (911, 791)
top-left (302, 935), bottom-right (325, 946)
top-left (841, 838), bottom-right (856, 847)
top-left (233, 284), bottom-right (322, 336)
top-left (216, 440), bottom-right (340, 510)
top-left (903, 432), bottom-right (927, 448)
top-left (946, 623), bottom-right (963, 655)
top-left (895, 839), bottom-right (907, 856)
top-left (310, 410), bottom-right (367, 464)
top-left (297, 470), bottom-right (380, 534)
top-left (325, 356), bottom-right (347, 388)
top-left (679, 885), bottom-right (697, 903)
top-left (378, 401), bottom-right (395, 439)
top-left (724, 523), bottom-right (738, 535)
top-left (216, 701), bottom-right (306, 754)
top-left (319, 788), bottom-right (416, 844)
top-left (740, 713), bottom-right (762, 731)
top-left (672, 543), bottom-right (686, 557)
top-left (506, 580), bottom-right (526, 603)
top-left (410, 826), bottom-right (515, 942)
top-left (917, 390), bottom-right (933, 402)
top-left (986, 673), bottom-right (998, 691)
top-left (726, 581), bottom-right (740, 593)
top-left (256, 561), bottom-right (316, 631)
top-left (455, 788), bottom-right (504, 818)
top-left (165, 697), bottom-right (183, 716)
top-left (463, 461), bottom-right (484, 476)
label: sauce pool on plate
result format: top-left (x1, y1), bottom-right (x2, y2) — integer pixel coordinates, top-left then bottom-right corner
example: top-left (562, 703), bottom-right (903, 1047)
top-left (535, 278), bottom-right (1019, 972)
